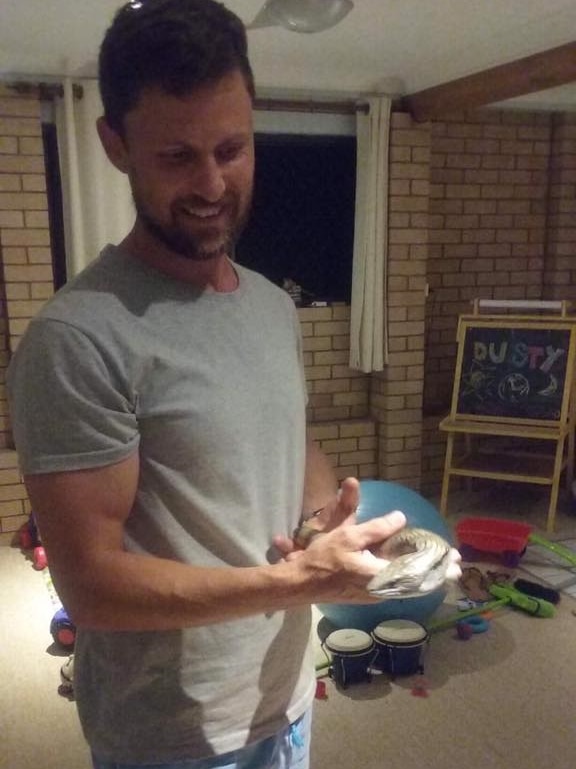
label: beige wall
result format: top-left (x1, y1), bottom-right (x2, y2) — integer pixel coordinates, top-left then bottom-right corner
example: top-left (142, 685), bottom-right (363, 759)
top-left (1, 86), bottom-right (574, 541)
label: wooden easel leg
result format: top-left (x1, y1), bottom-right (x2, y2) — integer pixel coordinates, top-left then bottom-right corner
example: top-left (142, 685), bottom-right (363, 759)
top-left (547, 486), bottom-right (559, 534)
top-left (547, 437), bottom-right (567, 533)
top-left (567, 420), bottom-right (575, 491)
top-left (464, 434), bottom-right (473, 492)
top-left (440, 433), bottom-right (455, 517)
top-left (569, 382), bottom-right (576, 491)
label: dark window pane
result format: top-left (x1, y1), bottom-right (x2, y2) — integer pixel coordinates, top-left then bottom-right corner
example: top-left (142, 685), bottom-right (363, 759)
top-left (236, 133), bottom-right (356, 304)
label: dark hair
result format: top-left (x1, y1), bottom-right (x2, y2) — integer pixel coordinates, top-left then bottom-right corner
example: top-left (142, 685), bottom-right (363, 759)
top-left (99, 0), bottom-right (255, 132)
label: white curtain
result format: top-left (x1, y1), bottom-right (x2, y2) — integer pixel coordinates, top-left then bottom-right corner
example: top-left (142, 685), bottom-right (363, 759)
top-left (55, 79), bottom-right (134, 279)
top-left (349, 95), bottom-right (391, 373)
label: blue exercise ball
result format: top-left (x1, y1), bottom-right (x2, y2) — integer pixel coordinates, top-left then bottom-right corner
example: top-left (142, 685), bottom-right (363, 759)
top-left (317, 480), bottom-right (452, 632)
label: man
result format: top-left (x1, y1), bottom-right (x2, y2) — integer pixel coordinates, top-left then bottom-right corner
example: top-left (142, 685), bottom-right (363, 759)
top-left (7, 2), bottom-right (458, 768)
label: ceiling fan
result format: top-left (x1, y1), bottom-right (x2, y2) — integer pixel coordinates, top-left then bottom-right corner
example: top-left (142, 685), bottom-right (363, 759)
top-left (247, 0), bottom-right (354, 33)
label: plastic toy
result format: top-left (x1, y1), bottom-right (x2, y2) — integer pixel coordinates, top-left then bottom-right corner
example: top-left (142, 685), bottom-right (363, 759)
top-left (488, 582), bottom-right (555, 617)
top-left (456, 516), bottom-right (576, 569)
top-left (456, 614), bottom-right (490, 639)
top-left (18, 512), bottom-right (47, 570)
top-left (513, 578), bottom-right (560, 604)
top-left (427, 581), bottom-right (555, 636)
top-left (318, 480), bottom-right (453, 631)
top-left (58, 655), bottom-right (75, 699)
top-left (50, 607), bottom-right (76, 650)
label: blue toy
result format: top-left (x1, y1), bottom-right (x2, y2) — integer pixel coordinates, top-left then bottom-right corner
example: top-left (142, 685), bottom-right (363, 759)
top-left (50, 607), bottom-right (76, 650)
top-left (317, 480), bottom-right (453, 632)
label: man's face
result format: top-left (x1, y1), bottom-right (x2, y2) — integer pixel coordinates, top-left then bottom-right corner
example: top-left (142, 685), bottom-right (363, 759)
top-left (115, 70), bottom-right (255, 263)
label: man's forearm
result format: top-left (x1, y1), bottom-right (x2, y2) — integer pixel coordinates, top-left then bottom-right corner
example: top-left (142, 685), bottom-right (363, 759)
top-left (59, 548), bottom-right (314, 631)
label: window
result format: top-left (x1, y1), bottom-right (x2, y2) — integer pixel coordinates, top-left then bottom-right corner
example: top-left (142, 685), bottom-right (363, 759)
top-left (236, 127), bottom-right (356, 304)
top-left (42, 122), bottom-right (67, 290)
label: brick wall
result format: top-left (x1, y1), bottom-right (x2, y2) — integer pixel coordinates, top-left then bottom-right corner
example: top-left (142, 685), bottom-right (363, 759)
top-left (0, 87), bottom-right (53, 543)
top-left (299, 304), bottom-right (370, 423)
top-left (370, 113), bottom-right (430, 489)
top-left (544, 113), bottom-right (576, 301)
top-left (308, 418), bottom-right (378, 481)
top-left (425, 110), bottom-right (551, 412)
top-left (1, 89), bottom-right (574, 537)
top-left (420, 109), bottom-right (567, 495)
top-left (299, 304), bottom-right (377, 480)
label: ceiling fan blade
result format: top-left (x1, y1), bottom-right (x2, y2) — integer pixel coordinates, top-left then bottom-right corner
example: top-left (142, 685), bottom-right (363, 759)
top-left (246, 3), bottom-right (277, 30)
top-left (247, 0), bottom-right (354, 33)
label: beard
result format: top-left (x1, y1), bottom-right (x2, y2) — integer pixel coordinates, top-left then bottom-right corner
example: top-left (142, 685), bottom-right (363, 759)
top-left (133, 191), bottom-right (252, 263)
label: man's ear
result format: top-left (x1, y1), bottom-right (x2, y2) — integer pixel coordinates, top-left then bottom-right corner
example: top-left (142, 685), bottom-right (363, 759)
top-left (96, 117), bottom-right (130, 173)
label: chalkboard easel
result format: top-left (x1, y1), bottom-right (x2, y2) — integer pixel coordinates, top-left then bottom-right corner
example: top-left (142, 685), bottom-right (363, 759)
top-left (439, 303), bottom-right (576, 532)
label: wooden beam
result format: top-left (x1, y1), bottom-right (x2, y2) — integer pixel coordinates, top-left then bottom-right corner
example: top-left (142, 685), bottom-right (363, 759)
top-left (402, 41), bottom-right (576, 122)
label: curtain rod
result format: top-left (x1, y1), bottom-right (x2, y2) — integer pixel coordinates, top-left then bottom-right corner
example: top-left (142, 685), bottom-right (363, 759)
top-left (6, 81), bottom-right (375, 116)
top-left (6, 81), bottom-right (84, 100)
top-left (254, 98), bottom-right (369, 115)
top-left (6, 81), bottom-right (368, 114)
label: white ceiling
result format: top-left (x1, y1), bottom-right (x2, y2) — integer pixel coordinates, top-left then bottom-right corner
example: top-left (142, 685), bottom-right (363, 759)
top-left (1, 0), bottom-right (575, 111)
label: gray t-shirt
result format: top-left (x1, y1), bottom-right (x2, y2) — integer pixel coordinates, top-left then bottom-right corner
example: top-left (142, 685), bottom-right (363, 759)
top-left (7, 246), bottom-right (314, 763)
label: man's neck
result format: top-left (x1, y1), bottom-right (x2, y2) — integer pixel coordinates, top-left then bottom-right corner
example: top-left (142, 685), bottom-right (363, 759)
top-left (119, 230), bottom-right (239, 293)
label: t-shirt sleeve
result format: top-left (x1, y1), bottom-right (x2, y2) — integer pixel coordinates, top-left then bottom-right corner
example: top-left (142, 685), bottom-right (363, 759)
top-left (7, 318), bottom-right (140, 474)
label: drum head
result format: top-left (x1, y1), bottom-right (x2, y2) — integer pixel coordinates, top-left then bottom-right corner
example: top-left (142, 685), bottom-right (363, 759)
top-left (372, 619), bottom-right (427, 644)
top-left (325, 628), bottom-right (373, 653)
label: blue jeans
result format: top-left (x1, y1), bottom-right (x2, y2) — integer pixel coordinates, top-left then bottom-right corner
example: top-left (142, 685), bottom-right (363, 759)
top-left (91, 710), bottom-right (311, 769)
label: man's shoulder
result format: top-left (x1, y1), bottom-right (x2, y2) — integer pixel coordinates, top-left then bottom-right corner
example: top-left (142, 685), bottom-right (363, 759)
top-left (236, 263), bottom-right (295, 309)
top-left (36, 246), bottom-right (142, 327)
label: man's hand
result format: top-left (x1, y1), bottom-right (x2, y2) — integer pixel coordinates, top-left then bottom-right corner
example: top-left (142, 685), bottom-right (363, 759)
top-left (274, 476), bottom-right (360, 557)
top-left (287, 509), bottom-right (409, 604)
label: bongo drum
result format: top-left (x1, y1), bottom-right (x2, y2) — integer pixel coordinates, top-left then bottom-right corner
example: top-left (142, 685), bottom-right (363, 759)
top-left (371, 619), bottom-right (429, 676)
top-left (324, 628), bottom-right (375, 688)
